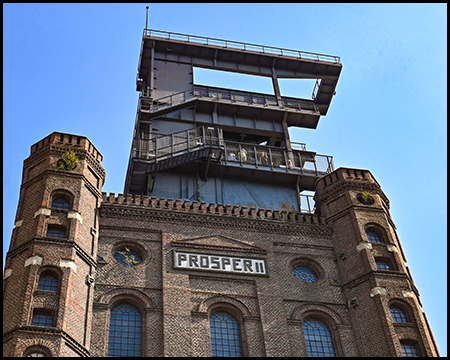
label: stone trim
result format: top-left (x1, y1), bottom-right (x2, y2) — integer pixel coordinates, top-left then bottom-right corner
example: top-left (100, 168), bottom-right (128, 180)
top-left (67, 211), bottom-right (83, 224)
top-left (25, 255), bottom-right (43, 267)
top-left (14, 220), bottom-right (24, 228)
top-left (34, 208), bottom-right (51, 218)
top-left (60, 259), bottom-right (77, 273)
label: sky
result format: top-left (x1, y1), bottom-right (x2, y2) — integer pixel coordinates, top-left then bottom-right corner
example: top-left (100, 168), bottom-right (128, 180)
top-left (3, 3), bottom-right (447, 356)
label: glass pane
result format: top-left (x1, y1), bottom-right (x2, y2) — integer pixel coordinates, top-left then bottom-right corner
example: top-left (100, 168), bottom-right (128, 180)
top-left (210, 312), bottom-right (242, 357)
top-left (367, 231), bottom-right (382, 243)
top-left (31, 311), bottom-right (53, 327)
top-left (390, 307), bottom-right (409, 323)
top-left (51, 197), bottom-right (70, 210)
top-left (292, 266), bottom-right (319, 282)
top-left (401, 342), bottom-right (420, 357)
top-left (108, 304), bottom-right (142, 357)
top-left (303, 318), bottom-right (336, 357)
top-left (114, 249), bottom-right (143, 266)
top-left (37, 273), bottom-right (58, 291)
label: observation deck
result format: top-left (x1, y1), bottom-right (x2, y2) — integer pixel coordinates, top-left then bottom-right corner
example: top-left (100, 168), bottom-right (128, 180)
top-left (125, 126), bottom-right (334, 195)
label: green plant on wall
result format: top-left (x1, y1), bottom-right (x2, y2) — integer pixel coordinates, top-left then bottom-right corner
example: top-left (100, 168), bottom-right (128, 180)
top-left (59, 151), bottom-right (78, 171)
top-left (357, 191), bottom-right (375, 205)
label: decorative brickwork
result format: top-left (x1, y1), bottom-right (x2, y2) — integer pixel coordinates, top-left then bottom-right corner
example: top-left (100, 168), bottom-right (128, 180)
top-left (3, 26), bottom-right (440, 357)
top-left (3, 131), bottom-right (440, 357)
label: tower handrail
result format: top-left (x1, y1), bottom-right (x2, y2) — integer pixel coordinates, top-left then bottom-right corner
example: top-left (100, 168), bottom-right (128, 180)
top-left (144, 29), bottom-right (341, 64)
top-left (222, 140), bottom-right (334, 176)
top-left (132, 127), bottom-right (334, 177)
top-left (139, 85), bottom-right (320, 115)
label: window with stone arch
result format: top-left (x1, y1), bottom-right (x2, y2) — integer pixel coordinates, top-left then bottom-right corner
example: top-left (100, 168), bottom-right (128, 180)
top-left (389, 301), bottom-right (413, 324)
top-left (108, 303), bottom-right (142, 357)
top-left (209, 310), bottom-right (243, 357)
top-left (50, 190), bottom-right (73, 210)
top-left (37, 269), bottom-right (60, 292)
top-left (365, 224), bottom-right (386, 244)
top-left (302, 317), bottom-right (337, 357)
top-left (23, 345), bottom-right (52, 357)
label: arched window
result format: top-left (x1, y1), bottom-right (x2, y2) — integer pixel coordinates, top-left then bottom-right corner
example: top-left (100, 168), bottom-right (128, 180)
top-left (390, 306), bottom-right (409, 323)
top-left (210, 311), bottom-right (242, 357)
top-left (108, 303), bottom-right (142, 357)
top-left (366, 230), bottom-right (383, 243)
top-left (23, 346), bottom-right (52, 357)
top-left (31, 309), bottom-right (54, 327)
top-left (303, 317), bottom-right (336, 357)
top-left (37, 271), bottom-right (59, 292)
top-left (51, 197), bottom-right (70, 210)
top-left (46, 225), bottom-right (66, 238)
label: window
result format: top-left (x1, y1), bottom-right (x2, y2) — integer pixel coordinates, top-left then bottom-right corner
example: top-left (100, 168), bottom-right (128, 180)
top-left (367, 230), bottom-right (383, 243)
top-left (23, 346), bottom-right (51, 357)
top-left (400, 341), bottom-right (420, 357)
top-left (31, 309), bottom-right (54, 327)
top-left (390, 306), bottom-right (409, 323)
top-left (210, 311), bottom-right (242, 357)
top-left (51, 197), bottom-right (70, 210)
top-left (46, 225), bottom-right (66, 238)
top-left (303, 318), bottom-right (336, 357)
top-left (292, 266), bottom-right (319, 283)
top-left (375, 259), bottom-right (391, 270)
top-left (114, 248), bottom-right (143, 267)
top-left (108, 304), bottom-right (142, 357)
top-left (37, 271), bottom-right (59, 292)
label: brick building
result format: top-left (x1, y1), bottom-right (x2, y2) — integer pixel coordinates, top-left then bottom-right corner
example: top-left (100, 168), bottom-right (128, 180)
top-left (3, 28), bottom-right (440, 357)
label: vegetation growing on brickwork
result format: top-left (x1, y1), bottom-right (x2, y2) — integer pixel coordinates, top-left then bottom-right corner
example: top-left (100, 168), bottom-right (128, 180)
top-left (357, 191), bottom-right (375, 205)
top-left (59, 151), bottom-right (78, 171)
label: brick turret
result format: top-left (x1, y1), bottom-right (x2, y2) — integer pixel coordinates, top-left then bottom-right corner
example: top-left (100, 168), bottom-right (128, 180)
top-left (314, 167), bottom-right (439, 357)
top-left (3, 132), bottom-right (105, 357)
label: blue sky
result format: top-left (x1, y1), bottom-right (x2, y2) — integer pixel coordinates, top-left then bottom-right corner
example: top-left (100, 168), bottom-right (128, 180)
top-left (3, 3), bottom-right (446, 355)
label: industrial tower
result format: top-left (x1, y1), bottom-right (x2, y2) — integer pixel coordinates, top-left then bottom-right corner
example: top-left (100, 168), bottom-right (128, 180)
top-left (3, 27), bottom-right (439, 357)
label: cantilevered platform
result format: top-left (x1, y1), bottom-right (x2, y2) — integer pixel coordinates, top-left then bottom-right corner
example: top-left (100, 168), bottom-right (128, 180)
top-left (137, 29), bottom-right (342, 126)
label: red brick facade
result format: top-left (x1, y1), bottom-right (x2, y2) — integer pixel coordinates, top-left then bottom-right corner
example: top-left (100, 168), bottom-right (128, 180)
top-left (3, 132), bottom-right (440, 357)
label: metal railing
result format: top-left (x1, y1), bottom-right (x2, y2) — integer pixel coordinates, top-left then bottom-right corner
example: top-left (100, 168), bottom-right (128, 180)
top-left (144, 29), bottom-right (341, 64)
top-left (222, 141), bottom-right (334, 176)
top-left (133, 126), bottom-right (223, 160)
top-left (138, 85), bottom-right (320, 116)
top-left (132, 126), bottom-right (334, 177)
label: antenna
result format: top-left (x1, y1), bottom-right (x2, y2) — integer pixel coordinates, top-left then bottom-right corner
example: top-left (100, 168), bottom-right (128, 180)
top-left (145, 6), bottom-right (149, 30)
